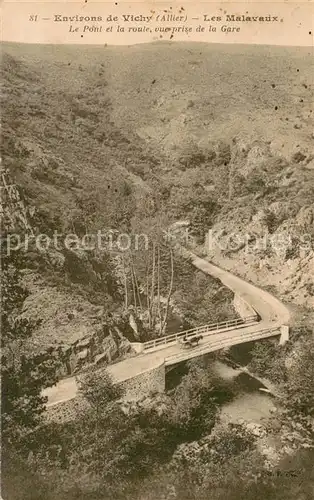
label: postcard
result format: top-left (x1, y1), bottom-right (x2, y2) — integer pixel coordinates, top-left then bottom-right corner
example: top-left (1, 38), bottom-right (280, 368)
top-left (1, 1), bottom-right (313, 499)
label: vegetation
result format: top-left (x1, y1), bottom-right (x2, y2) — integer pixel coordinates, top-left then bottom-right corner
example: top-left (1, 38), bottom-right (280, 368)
top-left (4, 350), bottom-right (314, 500)
top-left (283, 337), bottom-right (314, 428)
top-left (247, 340), bottom-right (287, 384)
top-left (1, 358), bottom-right (242, 499)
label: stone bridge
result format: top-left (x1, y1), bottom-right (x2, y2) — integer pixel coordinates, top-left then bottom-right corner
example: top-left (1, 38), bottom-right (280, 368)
top-left (44, 248), bottom-right (290, 406)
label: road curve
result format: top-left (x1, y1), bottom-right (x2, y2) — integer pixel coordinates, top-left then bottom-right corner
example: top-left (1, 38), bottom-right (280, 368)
top-left (185, 249), bottom-right (290, 326)
top-left (43, 250), bottom-right (290, 407)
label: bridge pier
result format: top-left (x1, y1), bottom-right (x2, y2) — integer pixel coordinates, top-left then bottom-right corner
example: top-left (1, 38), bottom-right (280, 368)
top-left (279, 325), bottom-right (289, 346)
top-left (130, 342), bottom-right (145, 354)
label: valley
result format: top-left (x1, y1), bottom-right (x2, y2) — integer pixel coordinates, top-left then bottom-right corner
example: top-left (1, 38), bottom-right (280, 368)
top-left (1, 41), bottom-right (313, 500)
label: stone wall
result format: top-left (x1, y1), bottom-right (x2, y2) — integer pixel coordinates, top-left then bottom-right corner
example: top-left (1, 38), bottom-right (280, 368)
top-left (233, 293), bottom-right (258, 320)
top-left (119, 362), bottom-right (166, 401)
top-left (44, 395), bottom-right (90, 424)
top-left (45, 362), bottom-right (166, 422)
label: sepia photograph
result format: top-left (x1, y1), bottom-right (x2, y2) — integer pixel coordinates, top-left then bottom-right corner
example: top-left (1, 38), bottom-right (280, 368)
top-left (1, 2), bottom-right (314, 499)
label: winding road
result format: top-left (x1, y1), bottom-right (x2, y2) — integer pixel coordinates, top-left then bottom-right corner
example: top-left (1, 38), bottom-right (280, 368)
top-left (43, 248), bottom-right (290, 407)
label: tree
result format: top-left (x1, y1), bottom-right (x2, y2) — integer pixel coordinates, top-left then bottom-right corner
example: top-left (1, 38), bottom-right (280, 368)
top-left (168, 361), bottom-right (221, 441)
top-left (123, 213), bottom-right (176, 335)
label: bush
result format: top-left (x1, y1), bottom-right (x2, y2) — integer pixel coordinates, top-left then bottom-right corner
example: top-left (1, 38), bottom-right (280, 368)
top-left (77, 368), bottom-right (124, 410)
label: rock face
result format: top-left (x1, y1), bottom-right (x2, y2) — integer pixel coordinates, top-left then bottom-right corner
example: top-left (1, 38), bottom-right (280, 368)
top-left (204, 139), bottom-right (314, 310)
top-left (207, 229), bottom-right (314, 309)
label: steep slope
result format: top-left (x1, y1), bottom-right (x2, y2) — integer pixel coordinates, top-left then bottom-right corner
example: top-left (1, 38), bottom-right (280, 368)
top-left (1, 41), bottom-right (313, 355)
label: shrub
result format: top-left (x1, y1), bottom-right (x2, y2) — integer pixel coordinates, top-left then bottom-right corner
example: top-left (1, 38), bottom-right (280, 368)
top-left (77, 368), bottom-right (124, 410)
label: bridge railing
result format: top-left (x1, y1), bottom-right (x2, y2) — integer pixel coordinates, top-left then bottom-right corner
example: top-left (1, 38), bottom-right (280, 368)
top-left (164, 325), bottom-right (281, 365)
top-left (143, 315), bottom-right (258, 351)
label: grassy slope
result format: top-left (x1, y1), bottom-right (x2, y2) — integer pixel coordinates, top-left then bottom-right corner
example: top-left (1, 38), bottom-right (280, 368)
top-left (3, 42), bottom-right (312, 153)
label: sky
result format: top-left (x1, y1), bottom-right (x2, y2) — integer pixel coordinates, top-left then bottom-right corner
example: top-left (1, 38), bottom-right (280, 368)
top-left (1, 1), bottom-right (313, 46)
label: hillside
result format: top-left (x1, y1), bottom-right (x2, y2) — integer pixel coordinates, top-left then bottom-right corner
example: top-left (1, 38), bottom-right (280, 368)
top-left (1, 42), bottom-right (245, 369)
top-left (3, 42), bottom-right (312, 154)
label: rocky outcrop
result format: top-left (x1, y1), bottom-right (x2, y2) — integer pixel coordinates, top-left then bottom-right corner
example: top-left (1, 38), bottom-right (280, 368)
top-left (57, 328), bottom-right (134, 377)
top-left (205, 203), bottom-right (314, 309)
top-left (19, 271), bottom-right (136, 376)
